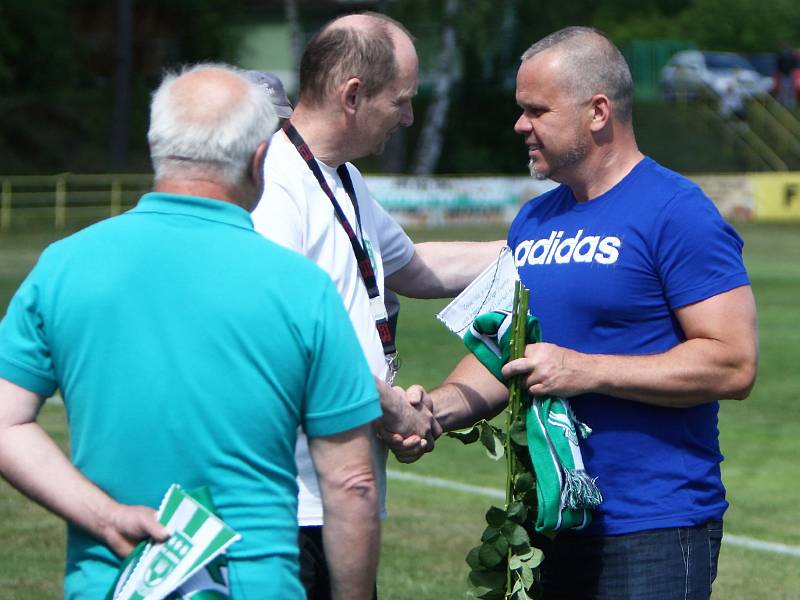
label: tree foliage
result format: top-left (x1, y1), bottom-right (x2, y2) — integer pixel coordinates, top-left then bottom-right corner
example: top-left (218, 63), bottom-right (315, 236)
top-left (0, 0), bottom-right (88, 92)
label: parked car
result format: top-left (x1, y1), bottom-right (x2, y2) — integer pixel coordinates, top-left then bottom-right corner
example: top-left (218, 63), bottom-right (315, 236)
top-left (661, 50), bottom-right (773, 101)
top-left (747, 51), bottom-right (800, 103)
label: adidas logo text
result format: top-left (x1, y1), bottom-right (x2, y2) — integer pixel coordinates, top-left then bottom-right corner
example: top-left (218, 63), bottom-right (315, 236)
top-left (514, 229), bottom-right (621, 266)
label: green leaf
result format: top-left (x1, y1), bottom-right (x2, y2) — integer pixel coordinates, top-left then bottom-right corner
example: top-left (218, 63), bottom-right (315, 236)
top-left (509, 419), bottom-right (528, 446)
top-left (515, 547), bottom-right (536, 561)
top-left (466, 546), bottom-right (485, 571)
top-left (514, 472), bottom-right (535, 494)
top-left (447, 425), bottom-right (480, 445)
top-left (491, 533), bottom-right (509, 557)
top-left (524, 547), bottom-right (545, 569)
top-left (468, 570), bottom-right (506, 594)
top-left (502, 522), bottom-right (530, 548)
top-left (467, 586), bottom-right (495, 599)
top-left (481, 526), bottom-right (501, 543)
top-left (512, 583), bottom-right (533, 600)
top-left (520, 488), bottom-right (537, 507)
top-left (479, 423), bottom-right (504, 460)
top-left (507, 501), bottom-right (527, 524)
top-left (478, 541), bottom-right (504, 568)
top-left (508, 554), bottom-right (522, 570)
top-left (520, 563), bottom-right (535, 589)
top-left (512, 542), bottom-right (532, 557)
top-left (485, 506), bottom-right (507, 527)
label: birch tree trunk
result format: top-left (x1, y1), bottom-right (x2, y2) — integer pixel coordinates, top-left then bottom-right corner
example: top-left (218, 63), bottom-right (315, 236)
top-left (411, 0), bottom-right (460, 175)
top-left (284, 0), bottom-right (302, 77)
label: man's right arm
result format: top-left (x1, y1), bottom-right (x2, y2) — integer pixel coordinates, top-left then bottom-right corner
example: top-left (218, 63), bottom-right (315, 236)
top-left (308, 425), bottom-right (379, 600)
top-left (430, 354), bottom-right (510, 432)
top-left (384, 355), bottom-right (509, 462)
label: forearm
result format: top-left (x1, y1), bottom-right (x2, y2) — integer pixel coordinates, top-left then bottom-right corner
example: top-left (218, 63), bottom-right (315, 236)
top-left (570, 339), bottom-right (758, 406)
top-left (432, 354), bottom-right (509, 432)
top-left (0, 421), bottom-right (118, 541)
top-left (321, 477), bottom-right (380, 600)
top-left (387, 240), bottom-right (505, 298)
top-left (504, 286), bottom-right (759, 408)
top-left (311, 426), bottom-right (380, 600)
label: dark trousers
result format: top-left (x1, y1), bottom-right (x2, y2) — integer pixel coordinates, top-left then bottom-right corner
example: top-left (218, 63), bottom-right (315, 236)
top-left (298, 525), bottom-right (378, 600)
top-left (537, 520), bottom-right (723, 600)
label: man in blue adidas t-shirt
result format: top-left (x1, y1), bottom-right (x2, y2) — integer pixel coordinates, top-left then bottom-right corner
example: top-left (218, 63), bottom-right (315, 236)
top-left (426, 27), bottom-right (758, 599)
top-left (0, 65), bottom-right (382, 599)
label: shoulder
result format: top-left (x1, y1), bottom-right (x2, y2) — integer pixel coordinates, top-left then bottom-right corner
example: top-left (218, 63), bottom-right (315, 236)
top-left (37, 216), bottom-right (128, 264)
top-left (263, 130), bottom-right (307, 184)
top-left (637, 157), bottom-right (710, 207)
top-left (519, 184), bottom-right (569, 216)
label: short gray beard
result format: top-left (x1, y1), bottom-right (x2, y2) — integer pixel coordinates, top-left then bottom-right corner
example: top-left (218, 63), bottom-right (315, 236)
top-left (527, 135), bottom-right (590, 182)
top-left (528, 158), bottom-right (548, 180)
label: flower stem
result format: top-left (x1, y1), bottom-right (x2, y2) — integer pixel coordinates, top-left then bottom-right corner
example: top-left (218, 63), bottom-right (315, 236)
top-left (506, 281), bottom-right (529, 597)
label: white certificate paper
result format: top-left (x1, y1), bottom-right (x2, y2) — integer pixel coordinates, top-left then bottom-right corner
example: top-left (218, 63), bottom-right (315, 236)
top-left (436, 246), bottom-right (519, 338)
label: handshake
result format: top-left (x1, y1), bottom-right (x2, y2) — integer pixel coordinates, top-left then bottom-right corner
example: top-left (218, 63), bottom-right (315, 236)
top-left (375, 380), bottom-right (442, 464)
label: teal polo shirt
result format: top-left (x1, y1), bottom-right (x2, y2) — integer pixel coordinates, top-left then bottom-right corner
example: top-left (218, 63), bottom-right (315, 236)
top-left (0, 193), bottom-right (381, 599)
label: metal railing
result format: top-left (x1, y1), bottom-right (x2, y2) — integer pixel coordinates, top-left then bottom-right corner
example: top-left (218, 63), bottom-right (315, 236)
top-left (0, 174), bottom-right (153, 232)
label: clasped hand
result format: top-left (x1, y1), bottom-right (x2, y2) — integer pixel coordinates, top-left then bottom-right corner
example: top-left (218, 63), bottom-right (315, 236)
top-left (376, 383), bottom-right (442, 464)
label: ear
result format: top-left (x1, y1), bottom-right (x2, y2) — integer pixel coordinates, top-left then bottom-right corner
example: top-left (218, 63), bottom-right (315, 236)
top-left (340, 77), bottom-right (363, 115)
top-left (588, 94), bottom-right (611, 132)
top-left (248, 141), bottom-right (269, 208)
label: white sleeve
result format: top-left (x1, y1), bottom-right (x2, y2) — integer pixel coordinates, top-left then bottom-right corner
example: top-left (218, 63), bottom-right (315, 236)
top-left (251, 177), bottom-right (306, 254)
top-left (372, 198), bottom-right (414, 276)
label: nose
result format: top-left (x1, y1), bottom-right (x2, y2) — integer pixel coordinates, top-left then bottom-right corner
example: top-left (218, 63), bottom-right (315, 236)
top-left (514, 112), bottom-right (531, 135)
top-left (400, 101), bottom-right (414, 127)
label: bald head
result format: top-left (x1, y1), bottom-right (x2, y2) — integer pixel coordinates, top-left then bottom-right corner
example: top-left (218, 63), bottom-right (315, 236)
top-left (521, 27), bottom-right (633, 123)
top-left (148, 63), bottom-right (277, 186)
top-left (299, 12), bottom-right (415, 106)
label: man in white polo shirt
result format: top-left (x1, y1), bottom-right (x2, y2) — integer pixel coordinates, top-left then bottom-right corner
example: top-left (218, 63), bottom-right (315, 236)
top-left (251, 12), bottom-right (503, 599)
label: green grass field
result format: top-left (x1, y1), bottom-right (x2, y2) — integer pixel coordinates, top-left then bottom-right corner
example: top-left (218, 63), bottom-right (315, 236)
top-left (0, 222), bottom-right (798, 599)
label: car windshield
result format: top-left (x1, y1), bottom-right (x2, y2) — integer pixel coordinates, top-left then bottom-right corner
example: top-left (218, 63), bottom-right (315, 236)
top-left (704, 53), bottom-right (753, 71)
top-left (748, 54), bottom-right (777, 76)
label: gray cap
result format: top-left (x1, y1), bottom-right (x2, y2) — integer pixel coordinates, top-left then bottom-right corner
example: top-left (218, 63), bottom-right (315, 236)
top-left (242, 70), bottom-right (293, 118)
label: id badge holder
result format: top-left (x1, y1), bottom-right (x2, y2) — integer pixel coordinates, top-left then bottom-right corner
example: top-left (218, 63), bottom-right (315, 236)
top-left (369, 296), bottom-right (399, 384)
top-left (369, 295), bottom-right (389, 322)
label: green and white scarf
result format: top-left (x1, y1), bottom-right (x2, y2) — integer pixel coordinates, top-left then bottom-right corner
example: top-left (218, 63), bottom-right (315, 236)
top-left (464, 310), bottom-right (603, 533)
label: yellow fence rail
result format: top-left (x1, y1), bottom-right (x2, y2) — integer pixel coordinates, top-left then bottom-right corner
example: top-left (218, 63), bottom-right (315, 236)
top-left (0, 174), bottom-right (153, 232)
top-left (2, 170), bottom-right (799, 233)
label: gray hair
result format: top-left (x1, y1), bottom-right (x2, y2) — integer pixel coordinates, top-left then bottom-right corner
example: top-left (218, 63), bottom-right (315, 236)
top-left (148, 62), bottom-right (278, 185)
top-left (521, 27), bottom-right (634, 122)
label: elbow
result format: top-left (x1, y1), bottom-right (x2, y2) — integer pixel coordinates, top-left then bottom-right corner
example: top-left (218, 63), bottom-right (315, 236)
top-left (341, 469), bottom-right (378, 502)
top-left (726, 353), bottom-right (759, 401)
top-left (323, 466), bottom-right (379, 510)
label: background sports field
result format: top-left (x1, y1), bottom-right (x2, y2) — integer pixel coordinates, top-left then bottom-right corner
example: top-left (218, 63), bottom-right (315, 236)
top-left (0, 222), bottom-right (798, 599)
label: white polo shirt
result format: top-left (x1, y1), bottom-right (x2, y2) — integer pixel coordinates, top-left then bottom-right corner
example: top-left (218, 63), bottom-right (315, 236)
top-left (252, 129), bottom-right (415, 524)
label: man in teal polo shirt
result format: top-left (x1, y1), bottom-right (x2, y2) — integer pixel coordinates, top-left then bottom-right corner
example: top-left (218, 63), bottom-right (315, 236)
top-left (0, 64), bottom-right (382, 599)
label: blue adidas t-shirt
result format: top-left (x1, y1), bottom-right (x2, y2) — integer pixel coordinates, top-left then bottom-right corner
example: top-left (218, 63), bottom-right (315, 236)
top-left (507, 157), bottom-right (750, 535)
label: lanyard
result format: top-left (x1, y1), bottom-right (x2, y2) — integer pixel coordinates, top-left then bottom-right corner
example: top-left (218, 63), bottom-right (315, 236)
top-left (282, 122), bottom-right (397, 359)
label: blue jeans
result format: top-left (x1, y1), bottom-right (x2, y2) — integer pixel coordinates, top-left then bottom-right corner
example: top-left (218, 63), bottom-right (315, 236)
top-left (537, 520), bottom-right (723, 600)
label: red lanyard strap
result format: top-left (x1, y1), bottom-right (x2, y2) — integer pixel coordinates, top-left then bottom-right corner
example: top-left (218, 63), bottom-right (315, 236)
top-left (282, 122), bottom-right (396, 356)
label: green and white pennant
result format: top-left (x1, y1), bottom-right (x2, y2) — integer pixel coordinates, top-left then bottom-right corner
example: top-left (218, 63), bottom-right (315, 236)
top-left (110, 484), bottom-right (240, 600)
